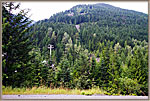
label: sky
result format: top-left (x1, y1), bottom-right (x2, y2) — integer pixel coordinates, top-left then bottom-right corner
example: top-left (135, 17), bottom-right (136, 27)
top-left (15, 1), bottom-right (148, 22)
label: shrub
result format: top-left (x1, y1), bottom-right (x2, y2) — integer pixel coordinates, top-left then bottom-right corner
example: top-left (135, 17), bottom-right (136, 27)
top-left (118, 77), bottom-right (141, 95)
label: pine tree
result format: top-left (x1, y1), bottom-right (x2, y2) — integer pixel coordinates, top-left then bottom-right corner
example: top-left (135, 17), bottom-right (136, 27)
top-left (2, 2), bottom-right (34, 87)
top-left (56, 58), bottom-right (71, 88)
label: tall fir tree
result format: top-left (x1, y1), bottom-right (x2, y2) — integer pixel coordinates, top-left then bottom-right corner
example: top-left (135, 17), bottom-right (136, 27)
top-left (2, 2), bottom-right (34, 87)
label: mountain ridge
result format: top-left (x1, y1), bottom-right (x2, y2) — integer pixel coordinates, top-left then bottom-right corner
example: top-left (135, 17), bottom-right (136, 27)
top-left (30, 3), bottom-right (148, 52)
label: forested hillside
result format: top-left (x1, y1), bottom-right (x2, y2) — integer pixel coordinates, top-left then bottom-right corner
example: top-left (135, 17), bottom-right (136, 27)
top-left (2, 3), bottom-right (148, 96)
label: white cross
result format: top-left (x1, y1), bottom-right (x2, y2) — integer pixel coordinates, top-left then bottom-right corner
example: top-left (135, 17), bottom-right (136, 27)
top-left (48, 44), bottom-right (54, 60)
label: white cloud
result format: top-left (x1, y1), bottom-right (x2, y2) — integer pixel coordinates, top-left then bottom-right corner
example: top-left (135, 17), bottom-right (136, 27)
top-left (16, 1), bottom-right (148, 21)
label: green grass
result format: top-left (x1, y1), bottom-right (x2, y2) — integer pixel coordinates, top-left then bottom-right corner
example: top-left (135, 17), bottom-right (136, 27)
top-left (2, 86), bottom-right (106, 95)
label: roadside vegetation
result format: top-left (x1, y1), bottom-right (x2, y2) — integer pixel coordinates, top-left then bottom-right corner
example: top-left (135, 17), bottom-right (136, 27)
top-left (2, 86), bottom-right (107, 95)
top-left (2, 86), bottom-right (139, 96)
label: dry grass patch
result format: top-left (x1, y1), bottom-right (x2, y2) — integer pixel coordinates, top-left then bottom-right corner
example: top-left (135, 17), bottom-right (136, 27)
top-left (2, 86), bottom-right (105, 95)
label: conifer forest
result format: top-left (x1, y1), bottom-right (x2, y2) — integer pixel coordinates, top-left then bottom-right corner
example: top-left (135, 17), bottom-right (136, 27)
top-left (2, 2), bottom-right (148, 96)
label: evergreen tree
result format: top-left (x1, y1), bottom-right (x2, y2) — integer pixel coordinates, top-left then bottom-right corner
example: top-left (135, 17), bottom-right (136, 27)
top-left (2, 2), bottom-right (34, 87)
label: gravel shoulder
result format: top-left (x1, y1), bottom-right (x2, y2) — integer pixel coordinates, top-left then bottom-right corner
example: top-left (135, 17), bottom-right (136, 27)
top-left (2, 94), bottom-right (148, 99)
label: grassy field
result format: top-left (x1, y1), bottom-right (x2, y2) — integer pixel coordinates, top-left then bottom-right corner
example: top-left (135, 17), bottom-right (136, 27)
top-left (2, 86), bottom-right (107, 95)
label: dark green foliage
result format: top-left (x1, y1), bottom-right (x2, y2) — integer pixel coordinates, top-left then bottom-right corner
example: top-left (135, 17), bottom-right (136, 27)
top-left (2, 2), bottom-right (35, 87)
top-left (55, 58), bottom-right (72, 88)
top-left (2, 3), bottom-right (148, 96)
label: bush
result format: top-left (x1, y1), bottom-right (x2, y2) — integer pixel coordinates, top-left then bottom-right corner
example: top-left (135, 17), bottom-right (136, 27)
top-left (81, 91), bottom-right (85, 95)
top-left (2, 85), bottom-right (5, 89)
top-left (118, 77), bottom-right (141, 95)
top-left (80, 90), bottom-right (93, 95)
